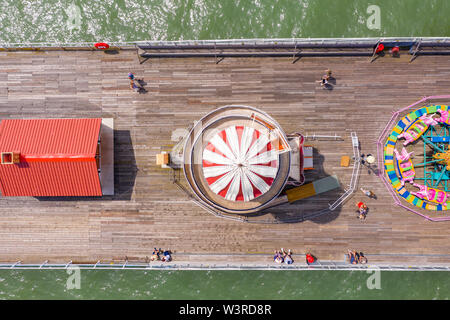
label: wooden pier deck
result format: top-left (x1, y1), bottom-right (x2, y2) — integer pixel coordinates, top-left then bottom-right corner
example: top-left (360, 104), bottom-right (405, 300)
top-left (0, 48), bottom-right (449, 266)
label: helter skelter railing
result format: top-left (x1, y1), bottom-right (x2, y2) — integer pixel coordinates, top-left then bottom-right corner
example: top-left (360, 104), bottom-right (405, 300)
top-left (328, 132), bottom-right (361, 211)
top-left (173, 131), bottom-right (361, 224)
top-left (376, 95), bottom-right (450, 222)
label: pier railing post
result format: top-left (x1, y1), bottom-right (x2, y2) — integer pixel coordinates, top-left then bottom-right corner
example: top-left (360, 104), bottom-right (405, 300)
top-left (39, 260), bottom-right (48, 269)
top-left (410, 38), bottom-right (422, 63)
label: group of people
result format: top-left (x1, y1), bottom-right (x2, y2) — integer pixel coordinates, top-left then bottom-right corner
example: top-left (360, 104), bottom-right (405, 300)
top-left (273, 249), bottom-right (368, 265)
top-left (273, 249), bottom-right (319, 265)
top-left (360, 153), bottom-right (375, 166)
top-left (347, 250), bottom-right (368, 265)
top-left (128, 72), bottom-right (146, 93)
top-left (151, 248), bottom-right (172, 262)
top-left (356, 185), bottom-right (376, 220)
top-left (356, 201), bottom-right (369, 220)
top-left (273, 248), bottom-right (294, 264)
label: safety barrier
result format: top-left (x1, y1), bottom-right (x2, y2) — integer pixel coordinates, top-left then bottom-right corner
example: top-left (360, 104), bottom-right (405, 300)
top-left (329, 132), bottom-right (361, 210)
top-left (1, 261), bottom-right (449, 271)
top-left (304, 133), bottom-right (343, 141)
top-left (173, 132), bottom-right (361, 223)
top-left (1, 37), bottom-right (449, 51)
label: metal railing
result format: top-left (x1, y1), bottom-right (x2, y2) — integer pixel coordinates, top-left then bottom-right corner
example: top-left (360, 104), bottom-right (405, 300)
top-left (0, 41), bottom-right (137, 50)
top-left (136, 37), bottom-right (450, 50)
top-left (1, 260), bottom-right (449, 271)
top-left (304, 133), bottom-right (343, 141)
top-left (1, 37), bottom-right (449, 51)
top-left (173, 132), bottom-right (361, 223)
top-left (329, 132), bottom-right (361, 210)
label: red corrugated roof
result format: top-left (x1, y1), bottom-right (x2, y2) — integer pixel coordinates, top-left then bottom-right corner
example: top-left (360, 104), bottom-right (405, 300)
top-left (0, 118), bottom-right (102, 196)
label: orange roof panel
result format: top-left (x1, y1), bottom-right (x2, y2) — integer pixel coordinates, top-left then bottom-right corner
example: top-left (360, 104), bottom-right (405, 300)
top-left (0, 118), bottom-right (102, 197)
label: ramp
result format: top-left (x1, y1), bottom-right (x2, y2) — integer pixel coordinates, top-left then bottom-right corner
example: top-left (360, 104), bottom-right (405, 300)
top-left (286, 175), bottom-right (340, 203)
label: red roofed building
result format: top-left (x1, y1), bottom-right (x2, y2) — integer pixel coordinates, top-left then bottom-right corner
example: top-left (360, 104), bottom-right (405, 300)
top-left (0, 118), bottom-right (104, 197)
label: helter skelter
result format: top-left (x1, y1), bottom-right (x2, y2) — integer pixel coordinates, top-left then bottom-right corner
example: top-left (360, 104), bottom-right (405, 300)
top-left (179, 105), bottom-right (340, 215)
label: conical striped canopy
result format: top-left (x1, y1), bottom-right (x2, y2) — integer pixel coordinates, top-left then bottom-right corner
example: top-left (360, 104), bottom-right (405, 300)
top-left (202, 125), bottom-right (279, 202)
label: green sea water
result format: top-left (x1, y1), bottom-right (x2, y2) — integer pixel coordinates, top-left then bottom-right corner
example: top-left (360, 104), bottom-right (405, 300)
top-left (0, 270), bottom-right (449, 299)
top-left (0, 0), bottom-right (449, 300)
top-left (0, 0), bottom-right (449, 43)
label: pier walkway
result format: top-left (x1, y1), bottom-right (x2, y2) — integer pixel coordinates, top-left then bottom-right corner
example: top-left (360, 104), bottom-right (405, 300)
top-left (0, 47), bottom-right (449, 266)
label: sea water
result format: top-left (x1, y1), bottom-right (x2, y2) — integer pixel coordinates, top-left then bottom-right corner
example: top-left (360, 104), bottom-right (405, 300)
top-left (0, 270), bottom-right (449, 299)
top-left (0, 0), bottom-right (449, 44)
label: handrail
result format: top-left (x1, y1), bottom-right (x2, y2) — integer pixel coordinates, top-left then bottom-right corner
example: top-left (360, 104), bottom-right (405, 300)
top-left (1, 37), bottom-right (449, 50)
top-left (329, 132), bottom-right (360, 210)
top-left (304, 133), bottom-right (343, 141)
top-left (0, 261), bottom-right (449, 271)
top-left (175, 132), bottom-right (360, 223)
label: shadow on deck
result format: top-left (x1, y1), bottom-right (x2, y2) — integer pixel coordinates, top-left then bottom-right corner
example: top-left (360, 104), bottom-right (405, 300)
top-left (246, 149), bottom-right (345, 224)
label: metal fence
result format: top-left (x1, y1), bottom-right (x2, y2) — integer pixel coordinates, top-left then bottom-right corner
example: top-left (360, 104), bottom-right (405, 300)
top-left (329, 132), bottom-right (361, 210)
top-left (1, 37), bottom-right (449, 51)
top-left (1, 261), bottom-right (449, 271)
top-left (173, 132), bottom-right (361, 223)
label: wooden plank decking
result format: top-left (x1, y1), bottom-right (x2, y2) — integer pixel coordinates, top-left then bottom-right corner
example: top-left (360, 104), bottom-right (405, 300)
top-left (0, 49), bottom-right (449, 265)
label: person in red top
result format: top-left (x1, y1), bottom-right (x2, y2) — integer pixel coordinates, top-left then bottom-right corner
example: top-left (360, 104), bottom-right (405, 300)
top-left (375, 43), bottom-right (385, 53)
top-left (390, 46), bottom-right (400, 57)
top-left (306, 253), bottom-right (316, 265)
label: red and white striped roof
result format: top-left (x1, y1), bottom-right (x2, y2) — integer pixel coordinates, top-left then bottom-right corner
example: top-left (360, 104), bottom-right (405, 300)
top-left (202, 125), bottom-right (279, 202)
